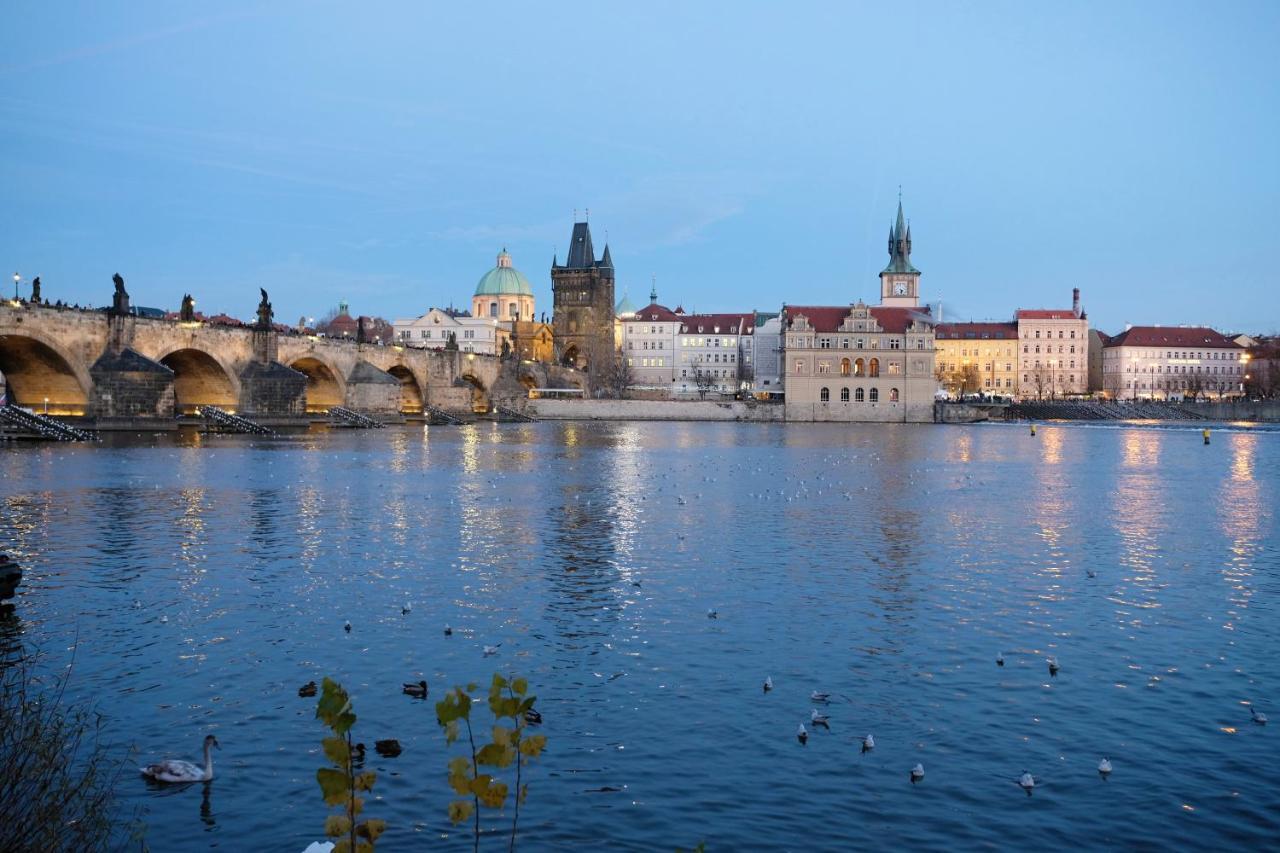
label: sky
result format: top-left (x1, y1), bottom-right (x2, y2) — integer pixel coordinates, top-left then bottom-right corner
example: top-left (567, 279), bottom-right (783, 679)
top-left (1, 1), bottom-right (1277, 334)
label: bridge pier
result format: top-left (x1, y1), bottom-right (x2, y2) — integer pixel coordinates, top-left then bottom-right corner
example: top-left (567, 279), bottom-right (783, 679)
top-left (89, 348), bottom-right (177, 429)
top-left (345, 361), bottom-right (402, 421)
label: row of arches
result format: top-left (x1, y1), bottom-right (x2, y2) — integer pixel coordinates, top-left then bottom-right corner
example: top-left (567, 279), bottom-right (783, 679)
top-left (819, 387), bottom-right (900, 403)
top-left (0, 333), bottom-right (433, 416)
top-left (840, 357), bottom-right (880, 377)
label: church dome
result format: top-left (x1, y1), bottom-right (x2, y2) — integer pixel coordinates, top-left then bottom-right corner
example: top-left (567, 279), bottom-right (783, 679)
top-left (474, 249), bottom-right (533, 297)
top-left (615, 292), bottom-right (638, 317)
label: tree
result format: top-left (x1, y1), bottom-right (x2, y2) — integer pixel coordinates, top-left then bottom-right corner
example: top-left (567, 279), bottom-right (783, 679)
top-left (1185, 371), bottom-right (1206, 401)
top-left (690, 362), bottom-right (717, 400)
top-left (1031, 364), bottom-right (1052, 401)
top-left (601, 354), bottom-right (634, 399)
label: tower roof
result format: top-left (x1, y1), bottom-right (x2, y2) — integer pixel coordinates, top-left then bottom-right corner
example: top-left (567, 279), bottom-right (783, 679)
top-left (565, 222), bottom-right (596, 268)
top-left (475, 249), bottom-right (534, 297)
top-left (883, 198), bottom-right (920, 275)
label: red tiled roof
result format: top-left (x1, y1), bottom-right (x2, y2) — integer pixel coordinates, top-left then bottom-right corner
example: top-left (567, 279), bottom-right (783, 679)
top-left (1104, 326), bottom-right (1241, 349)
top-left (1016, 309), bottom-right (1079, 320)
top-left (623, 303), bottom-right (682, 323)
top-left (935, 321), bottom-right (1018, 339)
top-left (783, 305), bottom-right (933, 334)
top-left (678, 312), bottom-right (755, 335)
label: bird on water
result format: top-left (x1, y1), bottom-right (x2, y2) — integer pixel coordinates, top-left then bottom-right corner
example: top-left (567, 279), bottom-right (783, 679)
top-left (140, 735), bottom-right (219, 783)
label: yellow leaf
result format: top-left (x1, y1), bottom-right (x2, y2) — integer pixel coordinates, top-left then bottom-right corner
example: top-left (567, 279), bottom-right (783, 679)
top-left (512, 677), bottom-right (528, 696)
top-left (357, 819), bottom-right (387, 841)
top-left (492, 725), bottom-right (511, 747)
top-left (354, 770), bottom-right (377, 792)
top-left (316, 768), bottom-right (350, 806)
top-left (324, 814), bottom-right (351, 838)
top-left (477, 779), bottom-right (509, 808)
top-left (448, 770), bottom-right (472, 795)
top-left (448, 800), bottom-right (475, 824)
top-left (520, 734), bottom-right (547, 758)
top-left (334, 840), bottom-right (352, 853)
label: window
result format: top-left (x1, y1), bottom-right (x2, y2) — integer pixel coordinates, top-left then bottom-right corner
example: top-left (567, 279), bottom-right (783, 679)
top-left (841, 358), bottom-right (851, 376)
top-left (489, 301), bottom-right (498, 318)
top-left (869, 387), bottom-right (879, 402)
top-left (841, 387), bottom-right (850, 402)
top-left (869, 358), bottom-right (880, 377)
top-left (820, 387), bottom-right (830, 402)
top-left (818, 361), bottom-right (830, 374)
top-left (854, 357), bottom-right (865, 376)
top-left (795, 360), bottom-right (805, 374)
top-left (889, 388), bottom-right (899, 402)
top-left (855, 387), bottom-right (865, 402)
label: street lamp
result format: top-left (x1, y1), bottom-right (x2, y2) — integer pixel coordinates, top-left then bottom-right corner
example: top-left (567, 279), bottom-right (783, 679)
top-left (12, 272), bottom-right (19, 300)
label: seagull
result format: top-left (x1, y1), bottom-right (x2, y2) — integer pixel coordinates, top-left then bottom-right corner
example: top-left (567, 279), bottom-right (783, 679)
top-left (861, 734), bottom-right (875, 753)
top-left (344, 620), bottom-right (352, 633)
top-left (444, 625), bottom-right (453, 636)
top-left (1018, 771), bottom-right (1036, 795)
top-left (1251, 707), bottom-right (1268, 725)
top-left (132, 599), bottom-right (143, 609)
top-left (706, 608), bottom-right (718, 619)
top-left (1047, 656), bottom-right (1060, 676)
top-left (811, 691), bottom-right (831, 703)
top-left (1098, 757), bottom-right (1113, 776)
top-left (402, 601), bottom-right (412, 615)
top-left (483, 644), bottom-right (501, 657)
top-left (810, 709), bottom-right (830, 729)
top-left (997, 652), bottom-right (1004, 667)
top-left (763, 676), bottom-right (773, 693)
top-left (1086, 570), bottom-right (1097, 579)
top-left (910, 763), bottom-right (925, 783)
top-left (797, 724), bottom-right (808, 745)
top-left (159, 614), bottom-right (168, 624)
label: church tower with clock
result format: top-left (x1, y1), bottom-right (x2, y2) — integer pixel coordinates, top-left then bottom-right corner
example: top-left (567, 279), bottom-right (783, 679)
top-left (880, 198), bottom-right (921, 307)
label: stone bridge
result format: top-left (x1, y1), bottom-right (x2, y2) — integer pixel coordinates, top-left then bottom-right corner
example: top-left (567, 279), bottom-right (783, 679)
top-left (0, 302), bottom-right (587, 427)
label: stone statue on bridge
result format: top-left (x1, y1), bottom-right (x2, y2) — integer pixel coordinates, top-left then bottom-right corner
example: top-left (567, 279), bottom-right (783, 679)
top-left (356, 316), bottom-right (367, 344)
top-left (111, 273), bottom-right (130, 315)
top-left (30, 276), bottom-right (40, 304)
top-left (180, 293), bottom-right (195, 322)
top-left (256, 288), bottom-right (273, 330)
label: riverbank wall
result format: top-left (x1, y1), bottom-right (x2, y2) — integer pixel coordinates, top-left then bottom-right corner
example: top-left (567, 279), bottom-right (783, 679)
top-left (527, 399), bottom-right (784, 422)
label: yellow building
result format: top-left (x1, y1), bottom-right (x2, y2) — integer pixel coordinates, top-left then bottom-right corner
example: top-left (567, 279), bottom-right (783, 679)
top-left (934, 321), bottom-right (1019, 395)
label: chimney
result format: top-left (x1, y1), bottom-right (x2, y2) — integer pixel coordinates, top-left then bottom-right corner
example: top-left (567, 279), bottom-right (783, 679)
top-left (1072, 288), bottom-right (1081, 317)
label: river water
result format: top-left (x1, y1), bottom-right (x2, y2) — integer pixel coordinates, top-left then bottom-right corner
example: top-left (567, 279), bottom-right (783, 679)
top-left (2, 421), bottom-right (1277, 851)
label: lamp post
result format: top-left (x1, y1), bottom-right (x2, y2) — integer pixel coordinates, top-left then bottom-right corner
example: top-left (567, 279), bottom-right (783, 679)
top-left (12, 272), bottom-right (19, 300)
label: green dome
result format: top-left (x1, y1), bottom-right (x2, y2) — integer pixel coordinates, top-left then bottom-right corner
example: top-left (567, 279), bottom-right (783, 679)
top-left (474, 249), bottom-right (533, 297)
top-left (615, 292), bottom-right (638, 316)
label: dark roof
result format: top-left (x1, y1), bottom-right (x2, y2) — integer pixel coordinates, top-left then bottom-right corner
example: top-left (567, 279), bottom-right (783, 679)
top-left (935, 321), bottom-right (1018, 340)
top-left (600, 244), bottom-right (613, 268)
top-left (783, 304), bottom-right (933, 334)
top-left (883, 200), bottom-right (920, 274)
top-left (678, 312), bottom-right (755, 335)
top-left (564, 222), bottom-right (596, 268)
top-left (1104, 326), bottom-right (1242, 349)
top-left (625, 302), bottom-right (682, 323)
top-left (1016, 309), bottom-right (1080, 320)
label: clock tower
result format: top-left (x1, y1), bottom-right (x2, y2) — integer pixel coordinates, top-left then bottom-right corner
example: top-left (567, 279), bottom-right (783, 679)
top-left (879, 198), bottom-right (921, 307)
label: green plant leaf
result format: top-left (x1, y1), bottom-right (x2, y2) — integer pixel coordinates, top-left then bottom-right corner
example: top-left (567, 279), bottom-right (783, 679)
top-left (445, 719), bottom-right (460, 745)
top-left (322, 736), bottom-right (350, 768)
top-left (492, 725), bottom-right (512, 747)
top-left (356, 843), bottom-right (374, 853)
top-left (317, 768), bottom-right (350, 806)
top-left (448, 800), bottom-right (475, 824)
top-left (512, 677), bottom-right (528, 696)
top-left (357, 819), bottom-right (387, 841)
top-left (334, 839), bottom-right (352, 853)
top-left (476, 742), bottom-right (515, 768)
top-left (519, 734), bottom-right (547, 758)
top-left (317, 678), bottom-right (357, 735)
top-left (476, 778), bottom-right (509, 808)
top-left (324, 814), bottom-right (351, 838)
top-left (353, 770), bottom-right (377, 792)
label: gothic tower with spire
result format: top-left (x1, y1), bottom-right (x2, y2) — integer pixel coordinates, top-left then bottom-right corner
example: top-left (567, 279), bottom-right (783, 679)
top-left (880, 198), bottom-right (921, 308)
top-left (551, 219), bottom-right (615, 376)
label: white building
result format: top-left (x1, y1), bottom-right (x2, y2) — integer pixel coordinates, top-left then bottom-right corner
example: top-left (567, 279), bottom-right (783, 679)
top-left (1015, 288), bottom-right (1090, 399)
top-left (392, 307), bottom-right (501, 354)
top-left (620, 292), bottom-right (682, 391)
top-left (751, 312), bottom-right (783, 395)
top-left (1101, 325), bottom-right (1246, 400)
top-left (675, 312), bottom-right (754, 396)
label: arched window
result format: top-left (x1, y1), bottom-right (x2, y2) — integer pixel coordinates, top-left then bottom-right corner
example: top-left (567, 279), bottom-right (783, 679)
top-left (869, 358), bottom-right (880, 377)
top-left (855, 387), bottom-right (865, 402)
top-left (854, 358), bottom-right (865, 376)
top-left (840, 358), bottom-right (851, 376)
top-left (889, 387), bottom-right (899, 402)
top-left (489, 301), bottom-right (498, 318)
top-left (869, 387), bottom-right (879, 402)
top-left (509, 302), bottom-right (519, 318)
top-left (820, 387), bottom-right (830, 402)
top-left (840, 387), bottom-right (850, 402)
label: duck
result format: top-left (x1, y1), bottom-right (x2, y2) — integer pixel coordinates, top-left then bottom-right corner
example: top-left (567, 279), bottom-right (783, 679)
top-left (996, 652), bottom-right (1004, 667)
top-left (910, 763), bottom-right (925, 783)
top-left (1097, 757), bottom-right (1112, 776)
top-left (810, 709), bottom-right (831, 730)
top-left (402, 680), bottom-right (428, 699)
top-left (1251, 706), bottom-right (1268, 725)
top-left (1047, 656), bottom-right (1060, 676)
top-left (763, 676), bottom-right (773, 694)
top-left (1086, 569), bottom-right (1097, 579)
top-left (140, 735), bottom-right (219, 783)
top-left (444, 625), bottom-right (453, 636)
top-left (352, 742), bottom-right (366, 763)
top-left (374, 739), bottom-right (402, 757)
top-left (1018, 771), bottom-right (1036, 794)
top-left (298, 680), bottom-right (318, 698)
top-left (706, 608), bottom-right (718, 619)
top-left (810, 691), bottom-right (831, 703)
top-left (797, 724), bottom-right (808, 745)
top-left (524, 708), bottom-right (542, 725)
top-left (861, 734), bottom-right (875, 753)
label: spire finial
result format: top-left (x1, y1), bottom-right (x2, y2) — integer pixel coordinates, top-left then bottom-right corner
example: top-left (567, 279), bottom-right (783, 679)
top-left (573, 208), bottom-right (577, 221)
top-left (585, 207), bottom-right (589, 221)
top-left (650, 273), bottom-right (657, 303)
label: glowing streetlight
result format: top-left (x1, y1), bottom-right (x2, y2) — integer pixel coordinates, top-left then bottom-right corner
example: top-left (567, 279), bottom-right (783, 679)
top-left (12, 272), bottom-right (19, 300)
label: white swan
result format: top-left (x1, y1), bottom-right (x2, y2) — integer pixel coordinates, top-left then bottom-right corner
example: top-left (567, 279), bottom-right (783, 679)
top-left (141, 735), bottom-right (219, 783)
top-left (1098, 757), bottom-right (1113, 775)
top-left (910, 763), bottom-right (925, 783)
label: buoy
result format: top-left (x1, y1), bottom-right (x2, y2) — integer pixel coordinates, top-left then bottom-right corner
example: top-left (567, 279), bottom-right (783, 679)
top-left (1203, 428), bottom-right (1210, 445)
top-left (1030, 424), bottom-right (1037, 436)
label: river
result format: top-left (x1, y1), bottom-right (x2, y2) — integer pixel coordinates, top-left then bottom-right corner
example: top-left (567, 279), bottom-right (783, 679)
top-left (2, 421), bottom-right (1277, 850)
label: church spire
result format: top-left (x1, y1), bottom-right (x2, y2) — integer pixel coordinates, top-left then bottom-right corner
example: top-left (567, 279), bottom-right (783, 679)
top-left (883, 196), bottom-right (919, 274)
top-left (650, 274), bottom-right (657, 303)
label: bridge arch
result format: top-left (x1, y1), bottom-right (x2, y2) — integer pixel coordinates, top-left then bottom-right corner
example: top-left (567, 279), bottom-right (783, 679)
top-left (290, 356), bottom-right (345, 413)
top-left (157, 347), bottom-right (239, 415)
top-left (387, 365), bottom-right (424, 414)
top-left (0, 332), bottom-right (91, 414)
top-left (459, 373), bottom-right (490, 414)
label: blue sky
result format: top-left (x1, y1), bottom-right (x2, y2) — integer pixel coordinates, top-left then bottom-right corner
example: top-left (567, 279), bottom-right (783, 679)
top-left (2, 1), bottom-right (1277, 334)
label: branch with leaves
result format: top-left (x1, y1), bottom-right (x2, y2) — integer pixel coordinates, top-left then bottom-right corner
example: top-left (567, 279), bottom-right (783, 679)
top-left (315, 678), bottom-right (386, 853)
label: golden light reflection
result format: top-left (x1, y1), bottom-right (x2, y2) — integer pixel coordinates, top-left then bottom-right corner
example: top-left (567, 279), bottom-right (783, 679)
top-left (1039, 427), bottom-right (1063, 465)
top-left (949, 431), bottom-right (972, 464)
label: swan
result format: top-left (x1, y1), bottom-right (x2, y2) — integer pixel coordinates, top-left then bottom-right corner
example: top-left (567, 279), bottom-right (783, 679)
top-left (763, 676), bottom-right (773, 693)
top-left (910, 763), bottom-right (925, 783)
top-left (811, 691), bottom-right (831, 703)
top-left (141, 735), bottom-right (219, 783)
top-left (402, 680), bottom-right (428, 698)
top-left (298, 680), bottom-right (318, 698)
top-left (1251, 707), bottom-right (1268, 725)
top-left (861, 734), bottom-right (875, 753)
top-left (810, 709), bottom-right (830, 729)
top-left (1098, 757), bottom-right (1112, 775)
top-left (797, 724), bottom-right (808, 745)
top-left (996, 652), bottom-right (1004, 667)
top-left (1018, 771), bottom-right (1035, 794)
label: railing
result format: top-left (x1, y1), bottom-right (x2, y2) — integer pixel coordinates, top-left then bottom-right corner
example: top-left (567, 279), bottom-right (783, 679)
top-left (493, 404), bottom-right (537, 422)
top-left (423, 404), bottom-right (465, 425)
top-left (327, 406), bottom-right (385, 429)
top-left (198, 405), bottom-right (277, 435)
top-left (0, 405), bottom-right (94, 441)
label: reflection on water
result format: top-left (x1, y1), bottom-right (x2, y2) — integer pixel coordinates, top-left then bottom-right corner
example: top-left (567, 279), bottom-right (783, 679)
top-left (0, 422), bottom-right (1277, 851)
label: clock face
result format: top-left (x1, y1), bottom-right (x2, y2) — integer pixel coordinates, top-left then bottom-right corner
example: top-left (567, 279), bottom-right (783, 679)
top-left (893, 283), bottom-right (907, 296)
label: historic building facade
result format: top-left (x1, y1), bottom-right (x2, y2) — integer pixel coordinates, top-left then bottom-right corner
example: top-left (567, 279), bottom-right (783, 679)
top-left (782, 201), bottom-right (937, 422)
top-left (620, 287), bottom-right (682, 391)
top-left (1015, 289), bottom-right (1089, 398)
top-left (471, 249), bottom-right (535, 322)
top-left (674, 312), bottom-right (755, 395)
top-left (392, 307), bottom-right (500, 354)
top-left (551, 221), bottom-right (615, 376)
top-left (1101, 326), bottom-right (1245, 400)
top-left (934, 321), bottom-right (1019, 395)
